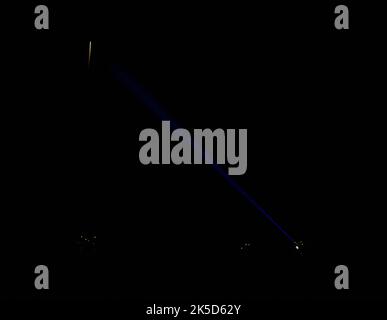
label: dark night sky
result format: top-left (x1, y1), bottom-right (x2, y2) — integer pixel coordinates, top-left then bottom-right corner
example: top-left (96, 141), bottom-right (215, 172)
top-left (1, 2), bottom-right (386, 309)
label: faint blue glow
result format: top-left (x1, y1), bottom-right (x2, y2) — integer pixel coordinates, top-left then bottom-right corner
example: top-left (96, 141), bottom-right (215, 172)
top-left (112, 65), bottom-right (296, 244)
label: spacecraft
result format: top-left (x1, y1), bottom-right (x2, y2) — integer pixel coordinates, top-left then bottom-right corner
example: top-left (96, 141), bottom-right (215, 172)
top-left (293, 240), bottom-right (304, 254)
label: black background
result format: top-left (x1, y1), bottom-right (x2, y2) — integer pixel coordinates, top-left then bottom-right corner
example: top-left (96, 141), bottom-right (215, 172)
top-left (1, 0), bottom-right (386, 315)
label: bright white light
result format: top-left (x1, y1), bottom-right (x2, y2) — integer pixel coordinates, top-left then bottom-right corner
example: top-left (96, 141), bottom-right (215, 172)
top-left (88, 41), bottom-right (92, 68)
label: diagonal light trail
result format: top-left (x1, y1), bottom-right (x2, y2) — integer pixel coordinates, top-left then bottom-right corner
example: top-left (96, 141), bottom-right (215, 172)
top-left (111, 65), bottom-right (298, 248)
